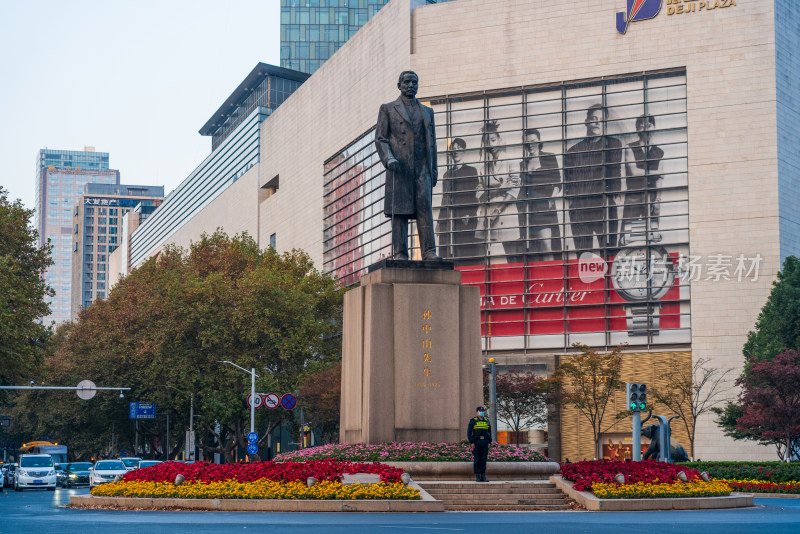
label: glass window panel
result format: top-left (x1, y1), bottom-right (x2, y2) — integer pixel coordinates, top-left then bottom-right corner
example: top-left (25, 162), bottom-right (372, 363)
top-left (323, 69), bottom-right (689, 351)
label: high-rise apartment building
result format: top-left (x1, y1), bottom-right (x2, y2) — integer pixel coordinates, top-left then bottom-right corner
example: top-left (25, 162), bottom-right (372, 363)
top-left (71, 183), bottom-right (163, 319)
top-left (280, 0), bottom-right (446, 74)
top-left (35, 147), bottom-right (119, 324)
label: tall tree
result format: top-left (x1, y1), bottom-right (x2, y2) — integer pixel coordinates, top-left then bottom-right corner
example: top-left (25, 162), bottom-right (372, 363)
top-left (494, 370), bottom-right (548, 446)
top-left (0, 187), bottom-right (53, 389)
top-left (8, 231), bottom-right (344, 462)
top-left (734, 350), bottom-right (800, 461)
top-left (652, 358), bottom-right (733, 460)
top-left (298, 361), bottom-right (341, 444)
top-left (549, 344), bottom-right (624, 460)
top-left (743, 255), bottom-right (800, 364)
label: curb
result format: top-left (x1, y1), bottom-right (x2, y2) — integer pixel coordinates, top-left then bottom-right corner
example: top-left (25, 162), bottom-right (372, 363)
top-left (69, 478), bottom-right (444, 512)
top-left (550, 475), bottom-right (754, 511)
top-left (69, 493), bottom-right (444, 512)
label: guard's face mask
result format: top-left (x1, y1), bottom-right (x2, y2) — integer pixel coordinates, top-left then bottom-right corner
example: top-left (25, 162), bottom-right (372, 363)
top-left (478, 412), bottom-right (485, 417)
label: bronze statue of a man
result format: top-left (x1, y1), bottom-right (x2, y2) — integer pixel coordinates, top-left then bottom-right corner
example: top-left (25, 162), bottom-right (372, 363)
top-left (375, 71), bottom-right (441, 261)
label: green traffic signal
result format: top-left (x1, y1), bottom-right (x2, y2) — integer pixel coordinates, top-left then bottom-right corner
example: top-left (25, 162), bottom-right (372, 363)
top-left (639, 402), bottom-right (646, 410)
top-left (630, 402), bottom-right (637, 410)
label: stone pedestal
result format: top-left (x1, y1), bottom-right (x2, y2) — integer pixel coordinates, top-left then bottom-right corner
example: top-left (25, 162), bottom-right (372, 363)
top-left (340, 260), bottom-right (482, 444)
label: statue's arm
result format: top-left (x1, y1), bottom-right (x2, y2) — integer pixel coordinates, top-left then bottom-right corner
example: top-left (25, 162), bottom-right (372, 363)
top-left (375, 104), bottom-right (397, 168)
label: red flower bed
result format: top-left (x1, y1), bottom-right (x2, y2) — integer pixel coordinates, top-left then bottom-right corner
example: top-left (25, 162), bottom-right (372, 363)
top-left (123, 459), bottom-right (404, 484)
top-left (561, 460), bottom-right (702, 492)
top-left (726, 480), bottom-right (800, 494)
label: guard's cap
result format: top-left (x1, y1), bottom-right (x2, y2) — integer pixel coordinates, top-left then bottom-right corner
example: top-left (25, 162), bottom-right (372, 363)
top-left (476, 406), bottom-right (486, 411)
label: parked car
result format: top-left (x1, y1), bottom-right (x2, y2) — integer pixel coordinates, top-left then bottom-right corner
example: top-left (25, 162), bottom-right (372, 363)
top-left (0, 465), bottom-right (7, 487)
top-left (15, 454), bottom-right (56, 491)
top-left (3, 463), bottom-right (17, 488)
top-left (118, 457), bottom-right (143, 471)
top-left (90, 460), bottom-right (127, 487)
top-left (136, 460), bottom-right (162, 469)
top-left (62, 462), bottom-right (93, 488)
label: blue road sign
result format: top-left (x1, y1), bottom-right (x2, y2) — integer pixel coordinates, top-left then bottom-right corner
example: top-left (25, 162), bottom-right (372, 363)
top-left (129, 402), bottom-right (156, 420)
top-left (247, 432), bottom-right (258, 444)
top-left (281, 393), bottom-right (296, 410)
top-left (247, 443), bottom-right (258, 455)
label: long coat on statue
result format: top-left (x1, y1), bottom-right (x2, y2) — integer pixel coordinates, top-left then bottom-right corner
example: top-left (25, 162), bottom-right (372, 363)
top-left (375, 97), bottom-right (438, 217)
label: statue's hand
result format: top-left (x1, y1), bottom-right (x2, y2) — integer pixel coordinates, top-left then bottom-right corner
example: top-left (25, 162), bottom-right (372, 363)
top-left (387, 159), bottom-right (399, 172)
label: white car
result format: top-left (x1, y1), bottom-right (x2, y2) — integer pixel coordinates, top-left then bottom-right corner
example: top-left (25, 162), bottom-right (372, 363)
top-left (15, 454), bottom-right (56, 491)
top-left (118, 457), bottom-right (143, 471)
top-left (90, 460), bottom-right (128, 487)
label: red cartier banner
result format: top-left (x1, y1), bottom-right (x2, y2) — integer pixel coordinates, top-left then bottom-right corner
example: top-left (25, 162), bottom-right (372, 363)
top-left (456, 255), bottom-right (682, 337)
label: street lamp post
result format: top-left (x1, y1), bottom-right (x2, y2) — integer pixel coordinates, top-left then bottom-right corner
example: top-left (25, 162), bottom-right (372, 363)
top-left (216, 361), bottom-right (258, 434)
top-left (488, 358), bottom-right (498, 444)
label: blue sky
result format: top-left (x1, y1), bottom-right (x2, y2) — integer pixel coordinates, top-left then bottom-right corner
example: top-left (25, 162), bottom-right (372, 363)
top-left (0, 0), bottom-right (280, 211)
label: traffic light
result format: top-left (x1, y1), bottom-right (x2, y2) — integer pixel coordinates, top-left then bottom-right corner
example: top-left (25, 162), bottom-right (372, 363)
top-left (626, 383), bottom-right (647, 412)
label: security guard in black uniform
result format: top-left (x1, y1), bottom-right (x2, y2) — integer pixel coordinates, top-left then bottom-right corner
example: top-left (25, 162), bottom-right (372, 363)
top-left (467, 406), bottom-right (492, 482)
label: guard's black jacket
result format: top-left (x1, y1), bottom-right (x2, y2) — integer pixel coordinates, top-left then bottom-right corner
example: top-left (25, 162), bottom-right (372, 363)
top-left (467, 417), bottom-right (492, 444)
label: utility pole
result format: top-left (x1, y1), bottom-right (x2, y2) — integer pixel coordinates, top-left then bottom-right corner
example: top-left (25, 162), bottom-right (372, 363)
top-left (488, 358), bottom-right (498, 443)
top-left (251, 368), bottom-right (256, 434)
top-left (216, 361), bottom-right (259, 435)
top-left (188, 393), bottom-right (194, 461)
top-left (166, 412), bottom-right (170, 461)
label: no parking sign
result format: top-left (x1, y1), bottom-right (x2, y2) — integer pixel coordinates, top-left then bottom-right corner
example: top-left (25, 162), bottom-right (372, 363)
top-left (281, 393), bottom-right (296, 410)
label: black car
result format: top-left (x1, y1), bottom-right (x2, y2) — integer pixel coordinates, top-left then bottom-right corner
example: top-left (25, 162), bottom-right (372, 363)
top-left (62, 462), bottom-right (93, 488)
top-left (3, 463), bottom-right (17, 488)
top-left (54, 464), bottom-right (65, 487)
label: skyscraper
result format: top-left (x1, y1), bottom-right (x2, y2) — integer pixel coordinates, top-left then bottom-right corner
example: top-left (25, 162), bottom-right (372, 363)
top-left (71, 183), bottom-right (163, 320)
top-left (280, 0), bottom-right (446, 74)
top-left (35, 147), bottom-right (119, 325)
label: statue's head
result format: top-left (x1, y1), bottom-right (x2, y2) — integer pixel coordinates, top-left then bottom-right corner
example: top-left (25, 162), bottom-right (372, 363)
top-left (397, 71), bottom-right (419, 99)
top-left (641, 424), bottom-right (658, 439)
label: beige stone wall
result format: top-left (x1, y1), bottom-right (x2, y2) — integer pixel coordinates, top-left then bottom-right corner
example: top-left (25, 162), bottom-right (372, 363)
top-left (558, 351), bottom-right (693, 463)
top-left (160, 165), bottom-right (261, 252)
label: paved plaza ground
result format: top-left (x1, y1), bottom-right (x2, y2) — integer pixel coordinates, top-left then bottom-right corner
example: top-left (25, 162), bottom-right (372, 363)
top-left (2, 487), bottom-right (800, 534)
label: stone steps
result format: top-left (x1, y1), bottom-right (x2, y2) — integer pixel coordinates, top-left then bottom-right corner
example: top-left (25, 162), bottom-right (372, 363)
top-left (427, 488), bottom-right (563, 499)
top-left (444, 503), bottom-right (571, 511)
top-left (420, 481), bottom-right (558, 489)
top-left (419, 481), bottom-right (573, 511)
top-left (440, 497), bottom-right (570, 506)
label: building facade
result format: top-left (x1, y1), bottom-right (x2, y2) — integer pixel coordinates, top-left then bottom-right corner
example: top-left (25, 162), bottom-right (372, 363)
top-left (127, 63), bottom-right (307, 269)
top-left (280, 0), bottom-right (447, 74)
top-left (35, 147), bottom-right (119, 324)
top-left (260, 0), bottom-right (798, 461)
top-left (71, 184), bottom-right (163, 319)
top-left (119, 0), bottom-right (798, 460)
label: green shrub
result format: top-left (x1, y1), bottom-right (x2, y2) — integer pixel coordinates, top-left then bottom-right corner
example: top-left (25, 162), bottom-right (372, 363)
top-left (679, 462), bottom-right (800, 483)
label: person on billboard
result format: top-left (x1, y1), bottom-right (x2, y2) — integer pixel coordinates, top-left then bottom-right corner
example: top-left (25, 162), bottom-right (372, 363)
top-left (476, 119), bottom-right (524, 262)
top-left (520, 128), bottom-right (562, 260)
top-left (564, 104), bottom-right (623, 252)
top-left (621, 114), bottom-right (664, 244)
top-left (436, 137), bottom-right (481, 260)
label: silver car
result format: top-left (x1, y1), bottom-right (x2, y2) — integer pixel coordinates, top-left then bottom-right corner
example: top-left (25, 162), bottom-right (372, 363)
top-left (90, 460), bottom-right (127, 487)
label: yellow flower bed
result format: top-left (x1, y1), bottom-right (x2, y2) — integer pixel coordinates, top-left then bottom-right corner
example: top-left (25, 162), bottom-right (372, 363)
top-left (591, 480), bottom-right (732, 499)
top-left (91, 479), bottom-right (420, 500)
